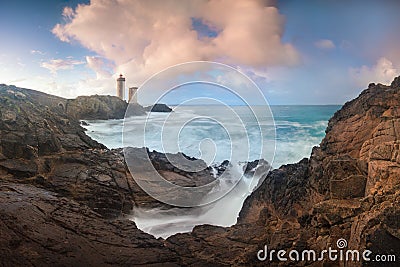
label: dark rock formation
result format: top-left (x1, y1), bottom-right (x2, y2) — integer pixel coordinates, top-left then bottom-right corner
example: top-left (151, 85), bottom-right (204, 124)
top-left (0, 182), bottom-right (179, 266)
top-left (0, 85), bottom-right (104, 161)
top-left (126, 147), bottom-right (215, 187)
top-left (145, 103), bottom-right (173, 112)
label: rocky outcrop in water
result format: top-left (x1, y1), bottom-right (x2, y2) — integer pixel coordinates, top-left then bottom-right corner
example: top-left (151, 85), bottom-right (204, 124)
top-left (145, 103), bottom-right (173, 112)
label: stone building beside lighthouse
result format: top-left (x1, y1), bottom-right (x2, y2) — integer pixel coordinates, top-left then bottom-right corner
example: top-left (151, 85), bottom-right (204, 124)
top-left (128, 87), bottom-right (138, 104)
top-left (116, 74), bottom-right (125, 100)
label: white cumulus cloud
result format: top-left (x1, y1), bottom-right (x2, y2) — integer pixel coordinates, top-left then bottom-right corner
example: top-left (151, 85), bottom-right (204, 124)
top-left (349, 57), bottom-right (399, 87)
top-left (52, 0), bottom-right (299, 86)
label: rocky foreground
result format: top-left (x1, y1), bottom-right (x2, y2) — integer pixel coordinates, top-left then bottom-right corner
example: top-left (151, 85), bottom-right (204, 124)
top-left (0, 78), bottom-right (399, 266)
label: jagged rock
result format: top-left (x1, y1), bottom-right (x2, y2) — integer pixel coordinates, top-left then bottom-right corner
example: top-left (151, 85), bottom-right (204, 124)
top-left (330, 175), bottom-right (367, 199)
top-left (124, 147), bottom-right (223, 207)
top-left (0, 159), bottom-right (38, 178)
top-left (391, 76), bottom-right (400, 88)
top-left (1, 110), bottom-right (16, 122)
top-left (144, 103), bottom-right (172, 112)
top-left (0, 85), bottom-right (105, 160)
top-left (239, 158), bottom-right (311, 221)
top-left (0, 182), bottom-right (179, 266)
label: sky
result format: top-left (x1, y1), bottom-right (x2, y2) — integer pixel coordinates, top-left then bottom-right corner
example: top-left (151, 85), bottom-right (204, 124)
top-left (1, 0), bottom-right (400, 105)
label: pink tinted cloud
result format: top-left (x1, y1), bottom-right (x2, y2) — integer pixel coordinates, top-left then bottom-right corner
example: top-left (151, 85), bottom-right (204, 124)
top-left (85, 56), bottom-right (113, 78)
top-left (41, 58), bottom-right (85, 75)
top-left (53, 0), bottom-right (299, 84)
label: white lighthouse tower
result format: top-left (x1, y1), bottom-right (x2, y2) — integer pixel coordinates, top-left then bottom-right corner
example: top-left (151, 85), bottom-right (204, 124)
top-left (116, 74), bottom-right (125, 100)
top-left (128, 86), bottom-right (138, 104)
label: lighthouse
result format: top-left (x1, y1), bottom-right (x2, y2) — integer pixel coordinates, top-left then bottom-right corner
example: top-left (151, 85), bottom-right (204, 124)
top-left (116, 74), bottom-right (125, 100)
top-left (128, 86), bottom-right (138, 104)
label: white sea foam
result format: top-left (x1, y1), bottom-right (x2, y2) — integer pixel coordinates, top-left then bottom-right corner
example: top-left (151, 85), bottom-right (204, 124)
top-left (131, 162), bottom-right (263, 239)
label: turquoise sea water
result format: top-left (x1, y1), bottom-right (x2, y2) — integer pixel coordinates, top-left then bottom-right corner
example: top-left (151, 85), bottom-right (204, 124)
top-left (272, 105), bottom-right (340, 167)
top-left (84, 105), bottom-right (340, 168)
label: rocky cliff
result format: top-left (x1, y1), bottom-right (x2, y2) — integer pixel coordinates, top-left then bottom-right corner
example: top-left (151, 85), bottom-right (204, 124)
top-left (66, 96), bottom-right (174, 120)
top-left (0, 85), bottom-right (104, 159)
top-left (0, 78), bottom-right (399, 266)
top-left (66, 95), bottom-right (132, 120)
top-left (165, 78), bottom-right (400, 266)
top-left (0, 84), bottom-right (150, 121)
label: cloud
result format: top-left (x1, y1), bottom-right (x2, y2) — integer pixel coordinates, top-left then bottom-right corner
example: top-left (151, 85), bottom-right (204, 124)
top-left (62, 6), bottom-right (75, 21)
top-left (85, 56), bottom-right (114, 78)
top-left (10, 74), bottom-right (115, 99)
top-left (28, 57), bottom-right (115, 98)
top-left (314, 39), bottom-right (335, 50)
top-left (9, 78), bottom-right (27, 83)
top-left (30, 50), bottom-right (45, 55)
top-left (41, 58), bottom-right (85, 74)
top-left (17, 61), bottom-right (26, 68)
top-left (349, 57), bottom-right (399, 87)
top-left (52, 0), bottom-right (299, 85)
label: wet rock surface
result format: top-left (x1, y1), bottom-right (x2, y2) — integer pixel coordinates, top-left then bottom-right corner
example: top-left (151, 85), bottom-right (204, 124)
top-left (0, 182), bottom-right (179, 267)
top-left (1, 79), bottom-right (400, 266)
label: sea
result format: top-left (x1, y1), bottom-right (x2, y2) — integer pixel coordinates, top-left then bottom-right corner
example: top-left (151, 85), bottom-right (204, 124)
top-left (83, 105), bottom-right (340, 238)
